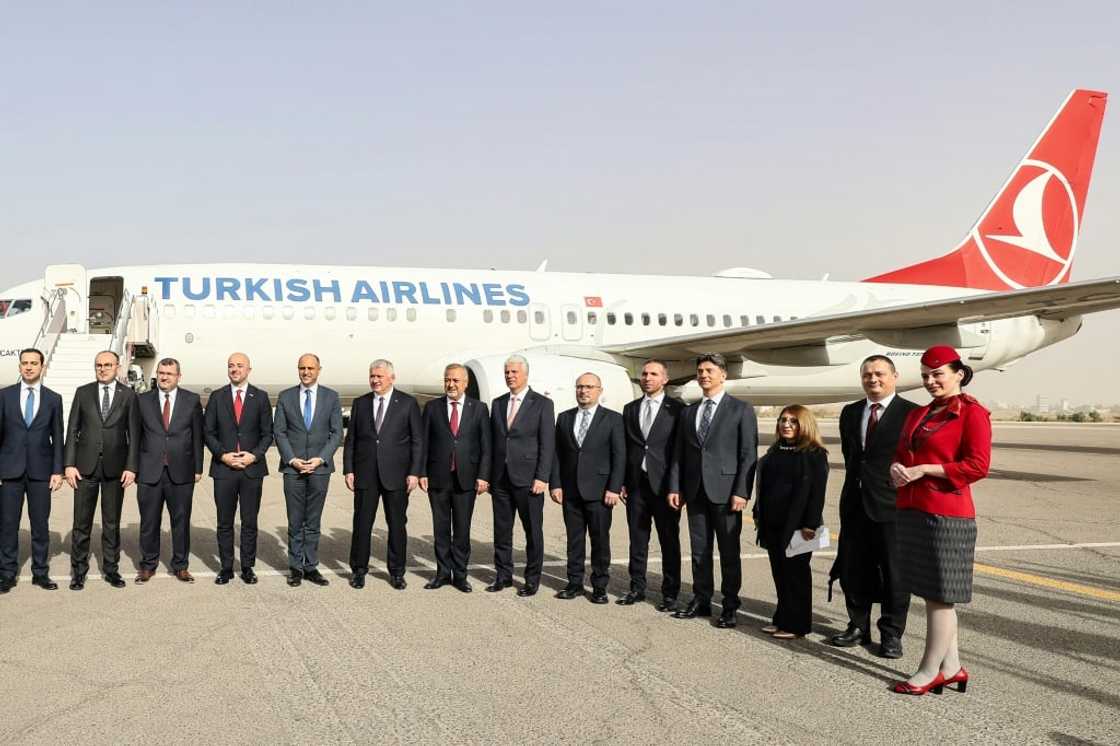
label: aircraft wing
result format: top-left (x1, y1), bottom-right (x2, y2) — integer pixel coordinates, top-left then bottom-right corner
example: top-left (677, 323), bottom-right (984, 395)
top-left (602, 276), bottom-right (1120, 359)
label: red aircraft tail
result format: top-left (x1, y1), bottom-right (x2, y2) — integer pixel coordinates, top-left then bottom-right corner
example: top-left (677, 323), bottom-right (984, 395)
top-left (865, 89), bottom-right (1107, 290)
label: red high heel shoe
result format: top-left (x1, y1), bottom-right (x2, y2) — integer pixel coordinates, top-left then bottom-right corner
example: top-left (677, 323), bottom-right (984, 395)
top-left (892, 673), bottom-right (946, 695)
top-left (942, 667), bottom-right (969, 693)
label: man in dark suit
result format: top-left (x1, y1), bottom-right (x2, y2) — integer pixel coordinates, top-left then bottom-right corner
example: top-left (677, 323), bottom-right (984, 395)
top-left (419, 363), bottom-right (490, 593)
top-left (829, 355), bottom-right (918, 658)
top-left (488, 354), bottom-right (555, 596)
top-left (204, 352), bottom-right (273, 586)
top-left (550, 373), bottom-right (625, 604)
top-left (0, 349), bottom-right (64, 592)
top-left (135, 357), bottom-right (204, 584)
top-left (344, 358), bottom-right (422, 590)
top-left (620, 359), bottom-right (684, 610)
top-left (274, 353), bottom-right (343, 588)
top-left (64, 349), bottom-right (141, 590)
top-left (667, 352), bottom-right (758, 628)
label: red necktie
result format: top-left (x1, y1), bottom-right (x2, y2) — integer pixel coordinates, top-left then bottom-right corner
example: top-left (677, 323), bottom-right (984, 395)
top-left (865, 402), bottom-right (881, 445)
top-left (450, 400), bottom-right (460, 471)
top-left (234, 389), bottom-right (244, 423)
top-left (162, 394), bottom-right (171, 431)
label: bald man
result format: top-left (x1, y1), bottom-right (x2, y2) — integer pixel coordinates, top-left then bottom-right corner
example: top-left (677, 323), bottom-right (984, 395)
top-left (205, 353), bottom-right (274, 585)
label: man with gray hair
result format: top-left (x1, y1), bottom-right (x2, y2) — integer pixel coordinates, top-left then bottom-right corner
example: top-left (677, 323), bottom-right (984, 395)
top-left (344, 359), bottom-right (423, 590)
top-left (487, 354), bottom-right (554, 596)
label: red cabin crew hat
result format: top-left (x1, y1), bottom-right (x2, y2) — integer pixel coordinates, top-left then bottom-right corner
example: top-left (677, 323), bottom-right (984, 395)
top-left (920, 345), bottom-right (961, 368)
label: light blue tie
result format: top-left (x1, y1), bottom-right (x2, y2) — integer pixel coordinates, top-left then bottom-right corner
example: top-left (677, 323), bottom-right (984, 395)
top-left (24, 388), bottom-right (35, 426)
top-left (303, 389), bottom-right (313, 429)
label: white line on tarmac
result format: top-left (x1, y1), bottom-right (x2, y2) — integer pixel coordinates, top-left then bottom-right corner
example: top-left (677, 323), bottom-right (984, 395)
top-left (21, 540), bottom-right (1120, 582)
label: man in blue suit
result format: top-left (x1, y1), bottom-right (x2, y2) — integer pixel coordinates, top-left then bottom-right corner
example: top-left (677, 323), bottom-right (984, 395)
top-left (274, 353), bottom-right (343, 587)
top-left (0, 349), bottom-right (64, 592)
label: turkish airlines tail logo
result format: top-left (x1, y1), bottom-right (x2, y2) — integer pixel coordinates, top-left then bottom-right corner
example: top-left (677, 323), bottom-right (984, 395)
top-left (866, 89), bottom-right (1107, 290)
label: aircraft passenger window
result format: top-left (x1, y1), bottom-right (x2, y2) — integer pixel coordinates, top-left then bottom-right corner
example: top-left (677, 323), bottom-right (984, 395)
top-left (282, 306), bottom-right (295, 320)
top-left (657, 313), bottom-right (667, 326)
top-left (517, 310), bottom-right (527, 324)
top-left (484, 310), bottom-right (494, 323)
top-left (773, 315), bottom-right (782, 322)
top-left (587, 312), bottom-right (598, 325)
top-left (223, 305), bottom-right (236, 320)
top-left (790, 315), bottom-right (798, 320)
top-left (606, 312), bottom-right (616, 325)
top-left (673, 314), bottom-right (683, 326)
top-left (203, 305), bottom-right (217, 320)
top-left (5, 299), bottom-right (31, 317)
top-left (242, 306), bottom-right (255, 319)
top-left (163, 305), bottom-right (176, 319)
top-left (303, 307), bottom-right (316, 320)
top-left (446, 309), bottom-right (457, 322)
top-left (386, 308), bottom-right (398, 322)
top-left (756, 315), bottom-right (765, 325)
top-left (624, 312), bottom-right (633, 326)
top-left (346, 307), bottom-right (357, 321)
top-left (566, 311), bottom-right (577, 324)
top-left (740, 315), bottom-right (749, 326)
top-left (262, 305), bottom-right (274, 320)
top-left (500, 310), bottom-right (511, 323)
top-left (406, 308), bottom-right (417, 322)
top-left (641, 313), bottom-right (650, 326)
top-left (706, 314), bottom-right (715, 327)
top-left (534, 311), bottom-right (545, 324)
top-left (324, 307), bottom-right (336, 321)
top-left (368, 308), bottom-right (379, 321)
top-left (722, 314), bottom-right (732, 327)
top-left (688, 314), bottom-right (699, 327)
top-left (0, 300), bottom-right (8, 316)
top-left (184, 304), bottom-right (196, 319)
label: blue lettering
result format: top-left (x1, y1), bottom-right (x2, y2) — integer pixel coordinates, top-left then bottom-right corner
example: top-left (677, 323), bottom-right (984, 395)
top-left (378, 281), bottom-right (390, 303)
top-left (215, 277), bottom-right (241, 301)
top-left (286, 278), bottom-right (310, 302)
top-left (482, 283), bottom-right (506, 306)
top-left (507, 284), bottom-right (530, 307)
top-left (418, 282), bottom-right (440, 305)
top-left (313, 279), bottom-right (342, 303)
top-left (440, 282), bottom-right (452, 304)
top-left (154, 276), bottom-right (178, 300)
top-left (351, 280), bottom-right (380, 303)
top-left (244, 277), bottom-right (270, 301)
top-left (273, 278), bottom-right (284, 301)
top-left (182, 277), bottom-right (210, 301)
top-left (453, 282), bottom-right (481, 305)
top-left (392, 281), bottom-right (417, 304)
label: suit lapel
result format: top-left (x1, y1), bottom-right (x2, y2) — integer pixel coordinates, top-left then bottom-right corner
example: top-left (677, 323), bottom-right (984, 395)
top-left (102, 383), bottom-right (126, 423)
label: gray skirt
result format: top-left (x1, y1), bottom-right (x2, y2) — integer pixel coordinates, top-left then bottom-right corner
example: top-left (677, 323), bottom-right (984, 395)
top-left (897, 509), bottom-right (977, 604)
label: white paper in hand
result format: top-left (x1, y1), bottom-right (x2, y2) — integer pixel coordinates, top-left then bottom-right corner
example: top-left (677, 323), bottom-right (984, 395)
top-left (785, 525), bottom-right (830, 558)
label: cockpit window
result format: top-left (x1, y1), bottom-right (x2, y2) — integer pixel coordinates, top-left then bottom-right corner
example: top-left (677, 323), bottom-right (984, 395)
top-left (1, 299), bottom-right (31, 318)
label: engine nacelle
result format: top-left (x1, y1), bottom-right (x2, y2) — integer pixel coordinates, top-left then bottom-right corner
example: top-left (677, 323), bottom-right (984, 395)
top-left (463, 353), bottom-right (637, 413)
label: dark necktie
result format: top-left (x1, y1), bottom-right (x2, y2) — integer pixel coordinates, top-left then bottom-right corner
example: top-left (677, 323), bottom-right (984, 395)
top-left (697, 399), bottom-right (715, 444)
top-left (24, 388), bottom-right (35, 426)
top-left (449, 400), bottom-right (460, 471)
top-left (865, 402), bottom-right (881, 446)
top-left (162, 393), bottom-right (171, 431)
top-left (375, 396), bottom-right (385, 433)
top-left (101, 385), bottom-right (111, 420)
top-left (303, 389), bottom-right (313, 429)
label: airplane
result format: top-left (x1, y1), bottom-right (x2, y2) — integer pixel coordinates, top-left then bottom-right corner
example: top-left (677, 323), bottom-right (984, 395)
top-left (1, 88), bottom-right (1117, 416)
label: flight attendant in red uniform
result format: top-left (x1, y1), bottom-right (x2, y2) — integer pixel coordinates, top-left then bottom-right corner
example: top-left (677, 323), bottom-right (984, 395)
top-left (889, 346), bottom-right (991, 696)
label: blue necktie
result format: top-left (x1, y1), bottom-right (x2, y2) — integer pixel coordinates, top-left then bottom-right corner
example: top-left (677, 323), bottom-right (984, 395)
top-left (24, 388), bottom-right (35, 426)
top-left (303, 389), bottom-right (313, 429)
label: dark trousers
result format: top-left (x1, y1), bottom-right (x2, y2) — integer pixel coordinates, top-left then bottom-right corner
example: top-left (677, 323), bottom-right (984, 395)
top-left (284, 472), bottom-right (330, 571)
top-left (685, 492), bottom-right (743, 611)
top-left (213, 473), bottom-right (263, 572)
top-left (0, 477), bottom-right (51, 578)
top-left (138, 468), bottom-right (195, 571)
top-left (491, 473), bottom-right (544, 586)
top-left (841, 505), bottom-right (910, 639)
top-left (350, 481), bottom-right (409, 577)
top-left (624, 474), bottom-right (682, 597)
top-left (766, 545), bottom-right (813, 635)
top-left (428, 486), bottom-right (475, 582)
top-left (562, 491), bottom-right (613, 590)
top-left (71, 461), bottom-right (124, 577)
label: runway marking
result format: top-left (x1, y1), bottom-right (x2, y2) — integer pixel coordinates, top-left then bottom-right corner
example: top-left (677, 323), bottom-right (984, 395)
top-left (972, 562), bottom-right (1120, 602)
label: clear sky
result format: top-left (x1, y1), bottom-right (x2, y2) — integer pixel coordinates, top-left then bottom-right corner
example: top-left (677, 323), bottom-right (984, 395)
top-left (2, 2), bottom-right (1118, 405)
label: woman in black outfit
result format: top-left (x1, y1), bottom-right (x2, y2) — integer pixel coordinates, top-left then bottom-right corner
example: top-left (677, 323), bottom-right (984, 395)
top-left (754, 405), bottom-right (829, 639)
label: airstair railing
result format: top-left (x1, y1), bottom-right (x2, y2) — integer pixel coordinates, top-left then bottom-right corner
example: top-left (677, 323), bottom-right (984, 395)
top-left (31, 288), bottom-right (68, 371)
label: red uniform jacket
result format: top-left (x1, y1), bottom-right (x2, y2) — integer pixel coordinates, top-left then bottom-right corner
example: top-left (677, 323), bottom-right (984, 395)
top-left (894, 394), bottom-right (992, 518)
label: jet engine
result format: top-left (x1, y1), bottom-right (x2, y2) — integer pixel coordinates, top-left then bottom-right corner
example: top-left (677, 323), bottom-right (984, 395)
top-left (463, 353), bottom-right (637, 412)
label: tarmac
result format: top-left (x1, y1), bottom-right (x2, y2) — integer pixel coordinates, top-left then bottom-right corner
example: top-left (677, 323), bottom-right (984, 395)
top-left (0, 421), bottom-right (1117, 745)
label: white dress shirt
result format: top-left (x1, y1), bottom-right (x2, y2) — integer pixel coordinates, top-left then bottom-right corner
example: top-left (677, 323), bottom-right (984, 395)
top-left (99, 382), bottom-right (116, 412)
top-left (230, 383), bottom-right (248, 399)
top-left (160, 387), bottom-right (178, 418)
top-left (573, 405), bottom-right (598, 440)
top-left (373, 388), bottom-right (394, 423)
top-left (639, 392), bottom-right (665, 471)
top-left (19, 381), bottom-right (43, 422)
top-left (446, 394), bottom-right (465, 423)
top-left (694, 389), bottom-right (727, 431)
top-left (860, 392), bottom-right (896, 448)
top-left (299, 383), bottom-right (318, 421)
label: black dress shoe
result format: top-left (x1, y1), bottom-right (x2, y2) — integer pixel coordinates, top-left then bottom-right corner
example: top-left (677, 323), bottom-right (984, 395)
top-left (389, 575), bottom-right (407, 590)
top-left (516, 584), bottom-right (538, 597)
top-left (303, 569), bottom-right (330, 586)
top-left (485, 579), bottom-right (512, 593)
top-left (241, 568), bottom-right (258, 585)
top-left (215, 569), bottom-right (233, 585)
top-left (616, 590), bottom-right (646, 606)
top-left (672, 600), bottom-right (712, 619)
top-left (555, 584), bottom-right (583, 600)
top-left (453, 579), bottom-right (472, 593)
top-left (349, 573), bottom-right (366, 589)
top-left (32, 575), bottom-right (58, 591)
top-left (0, 577), bottom-right (14, 593)
top-left (715, 610), bottom-right (738, 628)
top-left (590, 589), bottom-right (609, 604)
top-left (879, 636), bottom-right (904, 659)
top-left (655, 597), bottom-right (679, 613)
top-left (69, 575), bottom-right (86, 591)
top-left (829, 624), bottom-right (871, 647)
top-left (105, 572), bottom-right (126, 588)
top-left (287, 569), bottom-right (303, 587)
top-left (424, 577), bottom-right (450, 590)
